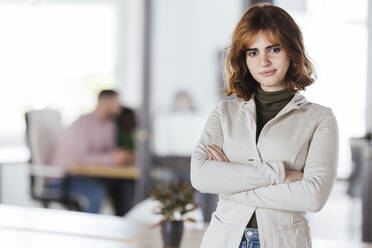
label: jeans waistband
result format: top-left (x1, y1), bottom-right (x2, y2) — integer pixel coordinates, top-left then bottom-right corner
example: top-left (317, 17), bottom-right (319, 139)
top-left (244, 227), bottom-right (259, 237)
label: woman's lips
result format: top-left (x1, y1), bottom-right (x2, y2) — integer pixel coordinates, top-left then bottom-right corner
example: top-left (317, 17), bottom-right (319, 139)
top-left (259, 69), bottom-right (276, 77)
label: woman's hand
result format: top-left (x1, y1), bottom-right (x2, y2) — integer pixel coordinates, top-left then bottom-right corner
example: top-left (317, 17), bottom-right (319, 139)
top-left (206, 144), bottom-right (230, 162)
top-left (285, 168), bottom-right (303, 183)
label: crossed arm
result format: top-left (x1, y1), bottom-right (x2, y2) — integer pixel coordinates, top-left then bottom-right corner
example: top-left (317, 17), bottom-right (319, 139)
top-left (190, 101), bottom-right (339, 213)
top-left (190, 102), bottom-right (288, 194)
top-left (205, 144), bottom-right (303, 185)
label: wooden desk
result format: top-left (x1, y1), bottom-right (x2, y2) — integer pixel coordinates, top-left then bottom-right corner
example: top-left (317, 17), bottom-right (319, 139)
top-left (0, 204), bottom-right (206, 248)
top-left (68, 165), bottom-right (139, 180)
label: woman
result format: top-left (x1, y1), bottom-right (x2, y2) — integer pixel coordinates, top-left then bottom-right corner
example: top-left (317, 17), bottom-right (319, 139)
top-left (113, 106), bottom-right (137, 215)
top-left (116, 106), bottom-right (137, 153)
top-left (190, 3), bottom-right (339, 248)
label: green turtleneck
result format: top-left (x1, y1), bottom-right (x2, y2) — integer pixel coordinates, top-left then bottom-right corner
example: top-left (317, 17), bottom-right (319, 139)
top-left (246, 86), bottom-right (295, 228)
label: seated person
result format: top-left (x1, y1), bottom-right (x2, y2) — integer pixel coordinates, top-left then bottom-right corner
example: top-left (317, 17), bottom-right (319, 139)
top-left (115, 106), bottom-right (138, 213)
top-left (116, 106), bottom-right (136, 152)
top-left (48, 89), bottom-right (135, 215)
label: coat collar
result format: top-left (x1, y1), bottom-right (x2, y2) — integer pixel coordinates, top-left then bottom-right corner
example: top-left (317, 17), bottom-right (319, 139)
top-left (239, 90), bottom-right (308, 120)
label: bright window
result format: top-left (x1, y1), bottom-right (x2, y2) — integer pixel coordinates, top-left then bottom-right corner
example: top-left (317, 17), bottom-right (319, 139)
top-left (0, 2), bottom-right (117, 145)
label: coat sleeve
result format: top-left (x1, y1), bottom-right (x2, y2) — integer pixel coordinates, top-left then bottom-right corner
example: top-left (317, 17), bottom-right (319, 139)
top-left (190, 101), bottom-right (287, 194)
top-left (221, 108), bottom-right (339, 212)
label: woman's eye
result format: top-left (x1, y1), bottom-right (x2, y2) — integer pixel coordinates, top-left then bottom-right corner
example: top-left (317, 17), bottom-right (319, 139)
top-left (270, 47), bottom-right (281, 53)
top-left (247, 51), bottom-right (257, 57)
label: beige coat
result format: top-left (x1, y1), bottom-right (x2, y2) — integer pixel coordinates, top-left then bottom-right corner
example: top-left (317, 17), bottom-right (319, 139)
top-left (190, 91), bottom-right (339, 248)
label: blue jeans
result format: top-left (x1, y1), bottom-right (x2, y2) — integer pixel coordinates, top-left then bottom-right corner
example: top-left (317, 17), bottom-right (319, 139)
top-left (239, 228), bottom-right (260, 248)
top-left (46, 176), bottom-right (135, 216)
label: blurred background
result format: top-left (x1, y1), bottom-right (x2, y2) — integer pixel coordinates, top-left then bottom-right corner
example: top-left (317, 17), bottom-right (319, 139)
top-left (1, 0), bottom-right (372, 244)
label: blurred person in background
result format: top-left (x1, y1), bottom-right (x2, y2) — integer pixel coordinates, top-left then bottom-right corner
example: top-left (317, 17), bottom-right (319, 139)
top-left (153, 90), bottom-right (205, 156)
top-left (114, 106), bottom-right (138, 214)
top-left (170, 90), bottom-right (196, 113)
top-left (116, 106), bottom-right (137, 152)
top-left (49, 89), bottom-right (135, 215)
top-left (191, 3), bottom-right (339, 248)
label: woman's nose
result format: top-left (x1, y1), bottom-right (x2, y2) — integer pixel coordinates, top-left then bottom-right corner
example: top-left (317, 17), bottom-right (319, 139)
top-left (259, 53), bottom-right (271, 67)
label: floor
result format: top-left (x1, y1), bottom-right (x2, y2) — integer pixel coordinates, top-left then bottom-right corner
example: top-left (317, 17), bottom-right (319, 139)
top-left (307, 180), bottom-right (362, 241)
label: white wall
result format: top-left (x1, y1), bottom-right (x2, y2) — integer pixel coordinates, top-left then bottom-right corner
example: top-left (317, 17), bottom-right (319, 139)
top-left (150, 0), bottom-right (242, 114)
top-left (367, 0), bottom-right (372, 131)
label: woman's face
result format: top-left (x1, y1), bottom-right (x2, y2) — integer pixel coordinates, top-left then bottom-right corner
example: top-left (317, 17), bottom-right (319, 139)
top-left (245, 31), bottom-right (290, 92)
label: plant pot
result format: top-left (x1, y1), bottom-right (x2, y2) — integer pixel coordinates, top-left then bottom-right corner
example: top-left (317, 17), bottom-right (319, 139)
top-left (160, 220), bottom-right (184, 248)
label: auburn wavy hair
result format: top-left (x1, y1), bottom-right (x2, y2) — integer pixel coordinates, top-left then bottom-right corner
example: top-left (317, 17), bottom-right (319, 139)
top-left (223, 3), bottom-right (316, 101)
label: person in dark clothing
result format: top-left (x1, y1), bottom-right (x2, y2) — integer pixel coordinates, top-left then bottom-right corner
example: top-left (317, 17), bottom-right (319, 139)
top-left (116, 107), bottom-right (137, 152)
top-left (111, 106), bottom-right (138, 216)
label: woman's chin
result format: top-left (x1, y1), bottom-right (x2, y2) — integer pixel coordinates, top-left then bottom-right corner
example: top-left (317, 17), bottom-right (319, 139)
top-left (258, 83), bottom-right (285, 91)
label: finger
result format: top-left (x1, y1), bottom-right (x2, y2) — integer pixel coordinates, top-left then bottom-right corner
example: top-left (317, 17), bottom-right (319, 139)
top-left (207, 146), bottom-right (224, 161)
top-left (222, 153), bottom-right (229, 162)
top-left (206, 149), bottom-right (215, 160)
top-left (211, 145), bottom-right (229, 162)
top-left (206, 146), bottom-right (215, 160)
top-left (209, 147), bottom-right (224, 161)
top-left (206, 149), bottom-right (214, 160)
top-left (205, 148), bottom-right (212, 160)
top-left (211, 145), bottom-right (224, 157)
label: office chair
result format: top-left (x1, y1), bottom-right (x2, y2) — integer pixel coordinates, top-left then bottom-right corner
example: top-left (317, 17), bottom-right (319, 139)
top-left (25, 109), bottom-right (82, 210)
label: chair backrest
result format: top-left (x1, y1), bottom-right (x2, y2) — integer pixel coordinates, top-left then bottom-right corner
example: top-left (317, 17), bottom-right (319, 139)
top-left (25, 109), bottom-right (63, 166)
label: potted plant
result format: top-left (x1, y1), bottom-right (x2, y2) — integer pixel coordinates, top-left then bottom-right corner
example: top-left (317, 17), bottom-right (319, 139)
top-left (150, 181), bottom-right (197, 248)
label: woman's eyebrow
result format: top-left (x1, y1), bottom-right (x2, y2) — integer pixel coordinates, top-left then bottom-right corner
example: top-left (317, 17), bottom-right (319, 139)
top-left (246, 44), bottom-right (280, 51)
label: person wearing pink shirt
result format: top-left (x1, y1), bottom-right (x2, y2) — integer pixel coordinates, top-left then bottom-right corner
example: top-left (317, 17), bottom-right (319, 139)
top-left (49, 90), bottom-right (135, 215)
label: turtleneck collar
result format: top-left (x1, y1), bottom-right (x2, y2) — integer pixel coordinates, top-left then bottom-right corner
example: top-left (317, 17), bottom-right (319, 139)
top-left (253, 86), bottom-right (295, 117)
top-left (239, 88), bottom-right (307, 120)
top-left (255, 86), bottom-right (294, 104)
top-left (253, 86), bottom-right (296, 143)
